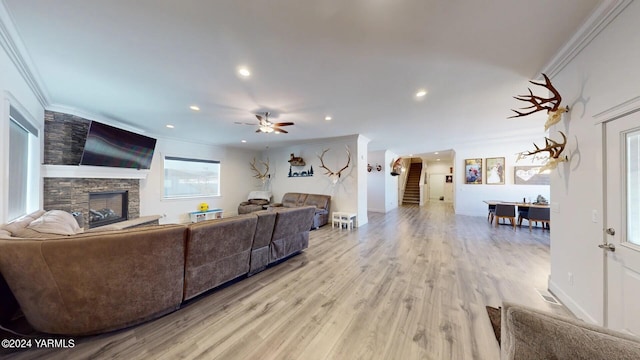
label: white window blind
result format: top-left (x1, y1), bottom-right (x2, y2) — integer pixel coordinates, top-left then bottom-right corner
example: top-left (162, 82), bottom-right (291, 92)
top-left (7, 107), bottom-right (38, 220)
top-left (163, 156), bottom-right (220, 199)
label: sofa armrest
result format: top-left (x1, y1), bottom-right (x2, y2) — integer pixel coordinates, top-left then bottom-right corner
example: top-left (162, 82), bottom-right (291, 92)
top-left (501, 302), bottom-right (640, 359)
top-left (270, 203), bottom-right (283, 207)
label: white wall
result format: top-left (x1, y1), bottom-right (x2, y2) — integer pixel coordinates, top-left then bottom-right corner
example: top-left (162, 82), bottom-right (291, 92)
top-left (0, 32), bottom-right (45, 223)
top-left (367, 150), bottom-right (386, 212)
top-left (453, 138), bottom-right (551, 216)
top-left (547, 0), bottom-right (640, 325)
top-left (366, 149), bottom-right (398, 213)
top-left (141, 138), bottom-right (259, 224)
top-left (356, 135), bottom-right (369, 226)
top-left (264, 135), bottom-right (367, 226)
top-left (385, 151), bottom-right (399, 212)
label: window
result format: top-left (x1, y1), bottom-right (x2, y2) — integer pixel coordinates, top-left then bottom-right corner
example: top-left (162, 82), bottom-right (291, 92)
top-left (7, 106), bottom-right (39, 221)
top-left (626, 130), bottom-right (640, 245)
top-left (163, 156), bottom-right (220, 199)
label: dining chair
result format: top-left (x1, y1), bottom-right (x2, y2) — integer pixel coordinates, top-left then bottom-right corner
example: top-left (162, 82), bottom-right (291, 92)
top-left (522, 207), bottom-right (551, 231)
top-left (494, 204), bottom-right (516, 229)
top-left (487, 204), bottom-right (496, 223)
top-left (517, 207), bottom-right (530, 226)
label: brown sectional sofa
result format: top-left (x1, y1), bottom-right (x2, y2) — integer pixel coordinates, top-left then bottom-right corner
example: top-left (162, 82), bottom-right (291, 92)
top-left (0, 224), bottom-right (187, 335)
top-left (184, 215), bottom-right (258, 300)
top-left (248, 206), bottom-right (316, 275)
top-left (272, 192), bottom-right (331, 229)
top-left (0, 206), bottom-right (316, 336)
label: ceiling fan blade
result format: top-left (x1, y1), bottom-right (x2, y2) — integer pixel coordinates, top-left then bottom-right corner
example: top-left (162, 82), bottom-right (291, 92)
top-left (274, 128), bottom-right (288, 134)
top-left (255, 114), bottom-right (263, 121)
top-left (274, 122), bottom-right (294, 126)
top-left (256, 129), bottom-right (263, 133)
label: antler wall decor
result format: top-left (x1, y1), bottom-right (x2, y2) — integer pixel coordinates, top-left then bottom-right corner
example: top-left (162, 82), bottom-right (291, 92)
top-left (249, 158), bottom-right (270, 182)
top-left (318, 146), bottom-right (351, 184)
top-left (525, 131), bottom-right (568, 173)
top-left (390, 158), bottom-right (403, 176)
top-left (509, 73), bottom-right (570, 130)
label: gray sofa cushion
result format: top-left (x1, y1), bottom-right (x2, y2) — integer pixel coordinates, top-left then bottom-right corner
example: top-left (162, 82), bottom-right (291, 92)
top-left (501, 302), bottom-right (640, 359)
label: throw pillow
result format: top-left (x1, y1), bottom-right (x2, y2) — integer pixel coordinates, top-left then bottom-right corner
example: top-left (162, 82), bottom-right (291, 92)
top-left (27, 210), bottom-right (84, 236)
top-left (248, 199), bottom-right (269, 205)
top-left (1, 210), bottom-right (46, 237)
top-left (247, 191), bottom-right (271, 201)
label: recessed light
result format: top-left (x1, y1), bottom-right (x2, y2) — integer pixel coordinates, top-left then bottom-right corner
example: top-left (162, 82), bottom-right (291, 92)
top-left (166, 124), bottom-right (175, 129)
top-left (415, 89), bottom-right (427, 98)
top-left (241, 140), bottom-right (247, 143)
top-left (238, 67), bottom-right (251, 77)
top-left (436, 158), bottom-right (441, 161)
top-left (434, 152), bottom-right (439, 155)
top-left (189, 105), bottom-right (200, 111)
top-left (325, 116), bottom-right (332, 121)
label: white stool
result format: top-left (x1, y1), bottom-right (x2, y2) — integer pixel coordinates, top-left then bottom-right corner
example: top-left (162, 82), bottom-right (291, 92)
top-left (332, 212), bottom-right (357, 230)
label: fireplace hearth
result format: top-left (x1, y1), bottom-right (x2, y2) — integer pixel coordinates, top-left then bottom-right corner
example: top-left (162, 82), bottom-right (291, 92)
top-left (88, 191), bottom-right (128, 228)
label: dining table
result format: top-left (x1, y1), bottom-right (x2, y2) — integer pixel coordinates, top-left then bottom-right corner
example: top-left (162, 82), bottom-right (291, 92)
top-left (484, 200), bottom-right (551, 229)
top-left (483, 200), bottom-right (550, 209)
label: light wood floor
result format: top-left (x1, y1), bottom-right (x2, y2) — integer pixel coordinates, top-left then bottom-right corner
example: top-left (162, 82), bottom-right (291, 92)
top-left (4, 202), bottom-right (571, 360)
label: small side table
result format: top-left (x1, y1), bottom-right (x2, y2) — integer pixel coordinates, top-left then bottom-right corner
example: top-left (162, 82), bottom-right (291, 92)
top-left (189, 209), bottom-right (223, 223)
top-left (332, 212), bottom-right (357, 230)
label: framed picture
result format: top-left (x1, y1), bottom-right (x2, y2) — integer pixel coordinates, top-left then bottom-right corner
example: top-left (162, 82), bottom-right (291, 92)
top-left (514, 166), bottom-right (550, 185)
top-left (445, 175), bottom-right (453, 183)
top-left (485, 157), bottom-right (505, 185)
top-left (464, 158), bottom-right (482, 184)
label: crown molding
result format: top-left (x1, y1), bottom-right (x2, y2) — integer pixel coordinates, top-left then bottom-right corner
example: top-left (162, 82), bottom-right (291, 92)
top-left (592, 96), bottom-right (640, 124)
top-left (541, 0), bottom-right (634, 78)
top-left (0, 0), bottom-right (49, 107)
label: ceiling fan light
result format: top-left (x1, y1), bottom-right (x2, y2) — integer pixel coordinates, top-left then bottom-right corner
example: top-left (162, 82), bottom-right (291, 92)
top-left (259, 125), bottom-right (273, 133)
top-left (238, 67), bottom-right (251, 77)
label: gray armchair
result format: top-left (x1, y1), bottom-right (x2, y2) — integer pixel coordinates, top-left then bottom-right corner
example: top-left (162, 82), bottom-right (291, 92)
top-left (238, 191), bottom-right (272, 215)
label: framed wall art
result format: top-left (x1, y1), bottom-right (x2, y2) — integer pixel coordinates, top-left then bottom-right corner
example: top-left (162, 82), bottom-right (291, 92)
top-left (485, 157), bottom-right (505, 185)
top-left (514, 166), bottom-right (550, 185)
top-left (464, 158), bottom-right (482, 184)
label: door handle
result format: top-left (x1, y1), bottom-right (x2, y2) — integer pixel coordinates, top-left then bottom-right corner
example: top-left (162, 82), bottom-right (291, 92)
top-left (606, 227), bottom-right (616, 236)
top-left (598, 243), bottom-right (616, 252)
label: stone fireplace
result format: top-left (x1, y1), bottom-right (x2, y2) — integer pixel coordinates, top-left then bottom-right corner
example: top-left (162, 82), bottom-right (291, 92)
top-left (42, 110), bottom-right (142, 230)
top-left (88, 191), bottom-right (129, 228)
top-left (43, 178), bottom-right (140, 230)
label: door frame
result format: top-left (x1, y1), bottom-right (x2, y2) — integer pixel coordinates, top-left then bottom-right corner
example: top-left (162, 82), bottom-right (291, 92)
top-left (595, 96), bottom-right (640, 327)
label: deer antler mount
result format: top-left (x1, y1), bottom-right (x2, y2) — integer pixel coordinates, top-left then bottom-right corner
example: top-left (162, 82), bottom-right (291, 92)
top-left (250, 158), bottom-right (270, 182)
top-left (318, 147), bottom-right (351, 183)
top-left (509, 73), bottom-right (570, 130)
top-left (390, 158), bottom-right (403, 176)
top-left (526, 131), bottom-right (568, 173)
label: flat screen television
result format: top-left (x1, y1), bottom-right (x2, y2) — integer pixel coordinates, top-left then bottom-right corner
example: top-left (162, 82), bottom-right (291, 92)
top-left (80, 121), bottom-right (157, 169)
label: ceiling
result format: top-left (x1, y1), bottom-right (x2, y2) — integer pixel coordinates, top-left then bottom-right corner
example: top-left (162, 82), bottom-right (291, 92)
top-left (2, 0), bottom-right (603, 157)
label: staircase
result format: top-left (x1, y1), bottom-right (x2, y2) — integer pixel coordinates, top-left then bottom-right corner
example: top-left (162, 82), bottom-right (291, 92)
top-left (402, 162), bottom-right (422, 204)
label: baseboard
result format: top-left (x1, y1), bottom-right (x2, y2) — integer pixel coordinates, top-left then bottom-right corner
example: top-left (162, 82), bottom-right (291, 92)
top-left (548, 278), bottom-right (599, 325)
top-left (367, 208), bottom-right (386, 213)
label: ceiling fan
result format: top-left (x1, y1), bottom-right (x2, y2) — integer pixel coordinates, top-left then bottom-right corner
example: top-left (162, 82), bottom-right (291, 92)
top-left (253, 112), bottom-right (294, 134)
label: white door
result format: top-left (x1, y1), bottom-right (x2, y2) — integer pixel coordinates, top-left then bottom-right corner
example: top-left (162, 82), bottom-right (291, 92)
top-left (429, 174), bottom-right (445, 200)
top-left (604, 111), bottom-right (640, 334)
